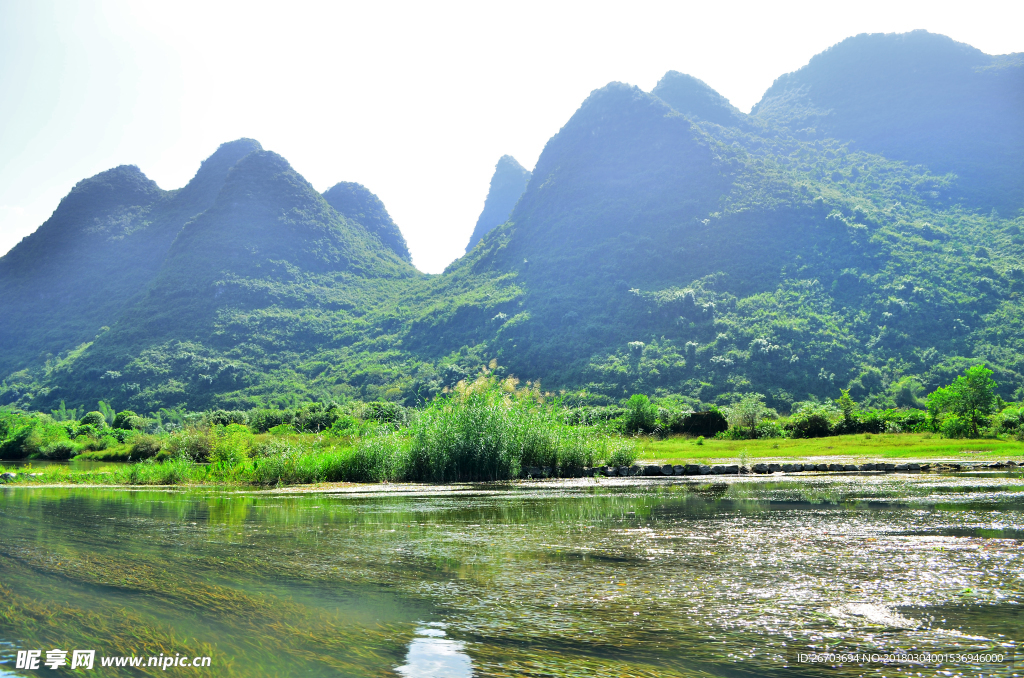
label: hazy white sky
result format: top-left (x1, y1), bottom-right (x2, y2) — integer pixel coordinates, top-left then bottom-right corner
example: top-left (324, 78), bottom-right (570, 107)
top-left (1, 1), bottom-right (1021, 273)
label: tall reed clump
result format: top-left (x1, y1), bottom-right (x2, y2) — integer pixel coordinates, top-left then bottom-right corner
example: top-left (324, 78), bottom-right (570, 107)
top-left (404, 374), bottom-right (633, 481)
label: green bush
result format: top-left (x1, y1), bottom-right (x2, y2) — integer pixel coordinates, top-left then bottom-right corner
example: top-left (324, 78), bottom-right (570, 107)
top-left (755, 421), bottom-right (786, 439)
top-left (361, 401), bottom-right (407, 425)
top-left (791, 413), bottom-right (832, 438)
top-left (940, 415), bottom-right (973, 439)
top-left (604, 438), bottom-right (639, 467)
top-left (165, 427), bottom-right (215, 462)
top-left (328, 414), bottom-right (359, 436)
top-left (407, 375), bottom-right (614, 481)
top-left (129, 434), bottom-right (164, 459)
top-left (206, 410), bottom-right (249, 426)
top-left (248, 409), bottom-right (293, 433)
top-left (80, 411), bottom-right (106, 428)
top-left (677, 409), bottom-right (728, 437)
top-left (622, 394), bottom-right (658, 434)
top-left (294, 402), bottom-right (340, 433)
top-left (211, 424), bottom-right (253, 464)
top-left (112, 410), bottom-right (142, 430)
top-left (350, 433), bottom-right (411, 482)
top-left (40, 439), bottom-right (79, 460)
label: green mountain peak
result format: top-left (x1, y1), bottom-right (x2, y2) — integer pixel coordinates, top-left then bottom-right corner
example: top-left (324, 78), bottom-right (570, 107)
top-left (465, 155), bottom-right (532, 253)
top-left (651, 71), bottom-right (747, 127)
top-left (322, 181), bottom-right (412, 263)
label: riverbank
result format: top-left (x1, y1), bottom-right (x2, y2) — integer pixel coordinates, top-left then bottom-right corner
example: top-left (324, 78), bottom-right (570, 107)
top-left (2, 454), bottom-right (1020, 490)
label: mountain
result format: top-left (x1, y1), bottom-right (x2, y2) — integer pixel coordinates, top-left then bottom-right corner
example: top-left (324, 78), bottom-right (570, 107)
top-left (465, 156), bottom-right (532, 252)
top-left (0, 138), bottom-right (261, 378)
top-left (651, 71), bottom-right (748, 128)
top-left (36, 150), bottom-right (419, 410)
top-left (435, 72), bottom-right (1023, 409)
top-left (752, 30), bottom-right (1024, 212)
top-left (323, 182), bottom-right (411, 262)
top-left (2, 31), bottom-right (1022, 413)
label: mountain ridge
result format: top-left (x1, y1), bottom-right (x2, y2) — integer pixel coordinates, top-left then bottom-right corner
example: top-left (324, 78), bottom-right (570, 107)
top-left (2, 30), bottom-right (1022, 413)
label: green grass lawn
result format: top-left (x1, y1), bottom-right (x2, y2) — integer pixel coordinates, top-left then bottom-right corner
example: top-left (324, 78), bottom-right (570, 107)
top-left (639, 433), bottom-right (1024, 465)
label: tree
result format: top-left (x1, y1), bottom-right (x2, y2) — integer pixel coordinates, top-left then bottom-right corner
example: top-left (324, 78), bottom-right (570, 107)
top-left (728, 393), bottom-right (770, 439)
top-left (836, 388), bottom-right (855, 426)
top-left (80, 411), bottom-right (106, 428)
top-left (926, 364), bottom-right (997, 438)
top-left (98, 401), bottom-right (116, 427)
top-left (50, 400), bottom-right (78, 423)
top-left (113, 410), bottom-right (141, 430)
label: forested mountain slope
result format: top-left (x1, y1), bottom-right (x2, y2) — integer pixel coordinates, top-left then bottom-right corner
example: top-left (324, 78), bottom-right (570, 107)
top-left (24, 151), bottom-right (421, 410)
top-left (0, 139), bottom-right (261, 377)
top-left (436, 75), bottom-right (1024, 409)
top-left (752, 30), bottom-right (1024, 212)
top-left (1, 31), bottom-right (1021, 413)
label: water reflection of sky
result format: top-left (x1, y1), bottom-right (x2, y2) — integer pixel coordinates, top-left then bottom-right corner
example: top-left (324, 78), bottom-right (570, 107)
top-left (395, 624), bottom-right (472, 678)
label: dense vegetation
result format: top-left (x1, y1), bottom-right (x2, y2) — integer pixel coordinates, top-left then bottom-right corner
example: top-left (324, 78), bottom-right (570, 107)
top-left (0, 31), bottom-right (1021, 423)
top-left (2, 365), bottom-right (1020, 487)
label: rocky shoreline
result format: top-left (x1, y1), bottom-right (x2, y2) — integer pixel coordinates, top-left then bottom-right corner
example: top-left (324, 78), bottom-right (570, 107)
top-left (524, 460), bottom-right (1020, 479)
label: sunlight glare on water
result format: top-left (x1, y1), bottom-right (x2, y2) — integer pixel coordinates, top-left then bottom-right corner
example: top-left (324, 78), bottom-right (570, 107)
top-left (396, 624), bottom-right (473, 678)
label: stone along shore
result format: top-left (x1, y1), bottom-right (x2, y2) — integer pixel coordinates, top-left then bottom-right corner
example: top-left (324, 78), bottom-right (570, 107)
top-left (523, 460), bottom-right (1019, 479)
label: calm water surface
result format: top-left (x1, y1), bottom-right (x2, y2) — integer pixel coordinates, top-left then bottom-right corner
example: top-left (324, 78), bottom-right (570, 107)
top-left (0, 474), bottom-right (1022, 677)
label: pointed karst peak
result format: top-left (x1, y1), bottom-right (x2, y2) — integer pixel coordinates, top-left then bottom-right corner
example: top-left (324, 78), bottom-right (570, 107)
top-left (174, 138), bottom-right (263, 210)
top-left (651, 72), bottom-right (746, 127)
top-left (465, 155), bottom-right (532, 253)
top-left (196, 138), bottom-right (264, 180)
top-left (322, 182), bottom-right (411, 262)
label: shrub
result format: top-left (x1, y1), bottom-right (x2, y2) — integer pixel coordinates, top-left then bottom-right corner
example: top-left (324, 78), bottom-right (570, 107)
top-left (755, 420), bottom-right (786, 439)
top-left (248, 409), bottom-right (293, 433)
top-left (165, 427), bottom-right (215, 462)
top-left (406, 374), bottom-right (613, 481)
top-left (129, 434), bottom-right (164, 459)
top-left (80, 412), bottom-right (106, 428)
top-left (998, 406), bottom-right (1024, 431)
top-left (211, 424), bottom-right (254, 464)
top-left (678, 409), bottom-right (729, 437)
top-left (350, 433), bottom-right (411, 482)
top-left (727, 393), bottom-right (771, 439)
top-left (604, 438), bottom-right (639, 467)
top-left (206, 410), bottom-right (249, 426)
top-left (622, 394), bottom-right (658, 434)
top-left (940, 415), bottom-right (973, 439)
top-left (40, 440), bottom-right (79, 460)
top-left (74, 434), bottom-right (112, 452)
top-left (112, 410), bottom-right (143, 430)
top-left (250, 437), bottom-right (299, 459)
top-left (294, 402), bottom-right (340, 433)
top-left (791, 413), bottom-right (832, 438)
top-left (361, 401), bottom-right (407, 426)
top-left (410, 380), bottom-right (530, 481)
top-left (927, 364), bottom-right (997, 438)
top-left (328, 414), bottom-right (359, 436)
top-left (269, 424), bottom-right (297, 436)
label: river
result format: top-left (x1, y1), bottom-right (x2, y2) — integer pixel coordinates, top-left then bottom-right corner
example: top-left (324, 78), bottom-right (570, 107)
top-left (1, 472), bottom-right (1021, 676)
